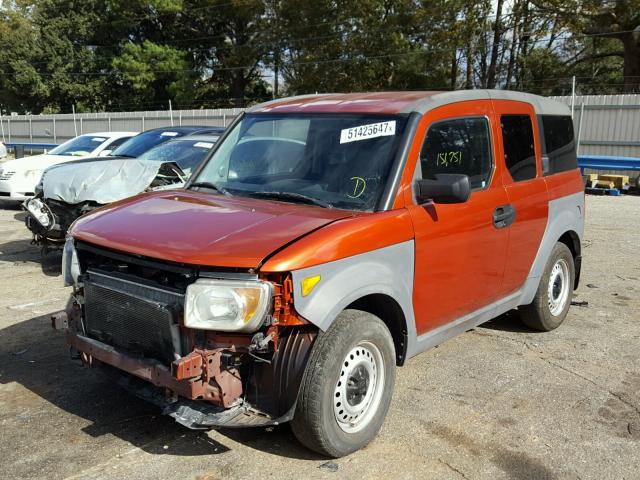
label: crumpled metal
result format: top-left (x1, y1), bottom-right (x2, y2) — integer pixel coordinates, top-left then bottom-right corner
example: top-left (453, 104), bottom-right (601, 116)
top-left (43, 159), bottom-right (172, 204)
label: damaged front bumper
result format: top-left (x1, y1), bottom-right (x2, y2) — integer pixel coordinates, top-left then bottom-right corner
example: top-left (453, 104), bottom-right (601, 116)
top-left (109, 367), bottom-right (295, 429)
top-left (54, 304), bottom-right (315, 429)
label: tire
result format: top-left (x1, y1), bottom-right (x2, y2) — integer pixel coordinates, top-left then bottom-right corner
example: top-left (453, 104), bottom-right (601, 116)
top-left (291, 309), bottom-right (396, 457)
top-left (520, 242), bottom-right (575, 331)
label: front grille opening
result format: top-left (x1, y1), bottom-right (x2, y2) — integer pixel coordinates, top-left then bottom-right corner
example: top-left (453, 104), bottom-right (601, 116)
top-left (84, 270), bottom-right (183, 363)
top-left (77, 242), bottom-right (197, 294)
top-left (76, 242), bottom-right (257, 363)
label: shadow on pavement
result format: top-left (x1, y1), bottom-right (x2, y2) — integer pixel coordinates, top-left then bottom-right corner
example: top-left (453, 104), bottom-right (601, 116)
top-left (0, 313), bottom-right (226, 457)
top-left (0, 200), bottom-right (22, 211)
top-left (216, 426), bottom-right (324, 461)
top-left (480, 309), bottom-right (539, 333)
top-left (0, 313), bottom-right (318, 460)
top-left (0, 236), bottom-right (62, 277)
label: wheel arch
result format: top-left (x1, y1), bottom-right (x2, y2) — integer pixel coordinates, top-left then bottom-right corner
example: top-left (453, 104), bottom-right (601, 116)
top-left (519, 192), bottom-right (584, 306)
top-left (289, 240), bottom-right (417, 361)
top-left (557, 229), bottom-right (582, 289)
top-left (347, 293), bottom-right (409, 366)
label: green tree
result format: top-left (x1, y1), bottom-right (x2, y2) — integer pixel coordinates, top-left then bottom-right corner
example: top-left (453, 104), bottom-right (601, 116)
top-left (0, 2), bottom-right (48, 112)
top-left (111, 41), bottom-right (195, 108)
top-left (533, 0), bottom-right (640, 92)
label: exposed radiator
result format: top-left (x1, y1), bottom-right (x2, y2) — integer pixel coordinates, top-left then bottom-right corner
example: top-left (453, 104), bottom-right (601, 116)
top-left (84, 270), bottom-right (183, 363)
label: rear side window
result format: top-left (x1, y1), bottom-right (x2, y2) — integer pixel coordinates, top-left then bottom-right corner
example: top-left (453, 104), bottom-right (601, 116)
top-left (541, 115), bottom-right (577, 174)
top-left (420, 117), bottom-right (493, 190)
top-left (501, 115), bottom-right (536, 182)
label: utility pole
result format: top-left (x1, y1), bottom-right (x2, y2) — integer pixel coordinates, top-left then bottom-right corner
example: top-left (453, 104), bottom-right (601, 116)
top-left (571, 76), bottom-right (576, 119)
top-left (0, 106), bottom-right (5, 142)
top-left (72, 104), bottom-right (78, 137)
top-left (274, 54), bottom-right (279, 99)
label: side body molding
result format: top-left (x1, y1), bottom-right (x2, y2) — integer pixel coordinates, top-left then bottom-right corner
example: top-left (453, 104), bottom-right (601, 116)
top-left (518, 190), bottom-right (585, 305)
top-left (291, 241), bottom-right (416, 334)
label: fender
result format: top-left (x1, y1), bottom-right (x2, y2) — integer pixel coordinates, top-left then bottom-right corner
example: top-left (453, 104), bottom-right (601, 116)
top-left (518, 191), bottom-right (585, 306)
top-left (290, 240), bottom-right (416, 336)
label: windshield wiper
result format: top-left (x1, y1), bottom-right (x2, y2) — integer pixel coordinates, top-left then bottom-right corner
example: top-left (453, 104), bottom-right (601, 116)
top-left (188, 181), bottom-right (232, 196)
top-left (113, 153), bottom-right (136, 158)
top-left (247, 191), bottom-right (333, 209)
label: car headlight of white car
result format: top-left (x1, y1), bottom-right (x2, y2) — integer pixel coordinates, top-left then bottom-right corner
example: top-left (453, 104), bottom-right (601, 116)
top-left (185, 279), bottom-right (273, 332)
top-left (62, 236), bottom-right (81, 287)
top-left (25, 198), bottom-right (54, 229)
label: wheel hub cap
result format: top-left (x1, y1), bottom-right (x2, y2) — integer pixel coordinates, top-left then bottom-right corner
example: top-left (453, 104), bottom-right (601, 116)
top-left (346, 365), bottom-right (370, 406)
top-left (333, 342), bottom-right (384, 433)
top-left (548, 259), bottom-right (570, 316)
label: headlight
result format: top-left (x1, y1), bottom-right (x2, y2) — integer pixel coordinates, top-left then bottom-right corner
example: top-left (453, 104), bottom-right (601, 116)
top-left (62, 237), bottom-right (81, 287)
top-left (185, 279), bottom-right (272, 332)
top-left (25, 198), bottom-right (54, 229)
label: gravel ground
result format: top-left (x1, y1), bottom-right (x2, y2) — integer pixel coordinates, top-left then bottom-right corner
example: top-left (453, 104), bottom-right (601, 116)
top-left (0, 195), bottom-right (638, 480)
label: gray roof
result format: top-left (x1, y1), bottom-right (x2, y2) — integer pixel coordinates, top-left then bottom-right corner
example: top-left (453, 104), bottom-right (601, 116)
top-left (402, 90), bottom-right (571, 116)
top-left (248, 90), bottom-right (570, 116)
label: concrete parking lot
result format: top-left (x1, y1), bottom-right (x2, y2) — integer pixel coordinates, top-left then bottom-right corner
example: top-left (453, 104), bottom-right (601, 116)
top-left (0, 195), bottom-right (638, 480)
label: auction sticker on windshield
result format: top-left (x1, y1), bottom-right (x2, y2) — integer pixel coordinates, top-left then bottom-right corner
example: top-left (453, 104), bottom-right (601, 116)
top-left (340, 120), bottom-right (396, 144)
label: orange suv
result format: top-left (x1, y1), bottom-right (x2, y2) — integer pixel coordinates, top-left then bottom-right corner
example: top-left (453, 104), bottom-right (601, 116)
top-left (57, 91), bottom-right (584, 457)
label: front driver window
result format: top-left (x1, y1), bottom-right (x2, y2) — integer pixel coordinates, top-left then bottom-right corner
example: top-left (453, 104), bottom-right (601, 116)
top-left (420, 117), bottom-right (493, 190)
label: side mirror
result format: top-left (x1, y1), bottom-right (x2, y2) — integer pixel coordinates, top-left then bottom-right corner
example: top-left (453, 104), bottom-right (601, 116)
top-left (416, 174), bottom-right (471, 204)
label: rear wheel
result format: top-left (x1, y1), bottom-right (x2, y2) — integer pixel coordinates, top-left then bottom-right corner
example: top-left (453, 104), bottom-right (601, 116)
top-left (520, 242), bottom-right (575, 331)
top-left (291, 309), bottom-right (396, 457)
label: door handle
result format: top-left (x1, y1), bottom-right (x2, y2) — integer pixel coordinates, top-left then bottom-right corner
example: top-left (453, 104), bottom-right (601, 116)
top-left (493, 204), bottom-right (516, 228)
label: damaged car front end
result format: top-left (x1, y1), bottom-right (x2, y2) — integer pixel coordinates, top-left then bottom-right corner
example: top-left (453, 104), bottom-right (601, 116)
top-left (24, 160), bottom-right (187, 251)
top-left (24, 134), bottom-right (219, 251)
top-left (56, 237), bottom-right (318, 428)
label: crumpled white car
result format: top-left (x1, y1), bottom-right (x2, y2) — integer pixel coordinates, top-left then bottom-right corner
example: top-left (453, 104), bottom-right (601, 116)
top-left (0, 131), bottom-right (136, 201)
top-left (24, 134), bottom-right (219, 249)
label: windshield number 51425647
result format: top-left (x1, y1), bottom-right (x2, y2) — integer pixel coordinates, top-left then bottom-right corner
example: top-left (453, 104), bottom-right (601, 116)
top-left (340, 120), bottom-right (396, 144)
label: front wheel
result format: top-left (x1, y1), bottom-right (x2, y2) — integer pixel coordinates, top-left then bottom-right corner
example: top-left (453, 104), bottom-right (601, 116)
top-left (291, 309), bottom-right (396, 457)
top-left (519, 242), bottom-right (575, 331)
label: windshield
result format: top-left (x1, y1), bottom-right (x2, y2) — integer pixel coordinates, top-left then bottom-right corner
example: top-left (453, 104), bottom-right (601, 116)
top-left (112, 129), bottom-right (187, 158)
top-left (191, 114), bottom-right (408, 211)
top-left (49, 135), bottom-right (108, 156)
top-left (137, 138), bottom-right (217, 177)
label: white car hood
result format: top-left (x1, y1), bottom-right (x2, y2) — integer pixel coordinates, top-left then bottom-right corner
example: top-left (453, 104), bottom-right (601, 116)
top-left (43, 159), bottom-right (171, 205)
top-left (2, 154), bottom-right (79, 173)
